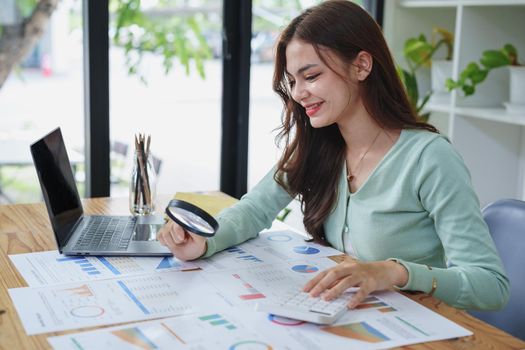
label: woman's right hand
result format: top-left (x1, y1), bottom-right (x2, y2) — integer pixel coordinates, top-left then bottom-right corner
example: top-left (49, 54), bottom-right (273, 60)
top-left (157, 219), bottom-right (207, 261)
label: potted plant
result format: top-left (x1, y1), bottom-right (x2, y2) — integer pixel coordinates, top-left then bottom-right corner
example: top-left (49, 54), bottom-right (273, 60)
top-left (446, 44), bottom-right (524, 113)
top-left (399, 28), bottom-right (454, 121)
top-left (405, 28), bottom-right (454, 100)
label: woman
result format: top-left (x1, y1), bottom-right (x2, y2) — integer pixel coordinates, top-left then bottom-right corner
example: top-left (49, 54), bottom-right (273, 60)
top-left (158, 0), bottom-right (508, 311)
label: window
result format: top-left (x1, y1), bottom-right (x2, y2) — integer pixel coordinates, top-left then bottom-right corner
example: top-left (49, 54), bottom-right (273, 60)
top-left (108, 1), bottom-right (224, 199)
top-left (0, 0), bottom-right (84, 203)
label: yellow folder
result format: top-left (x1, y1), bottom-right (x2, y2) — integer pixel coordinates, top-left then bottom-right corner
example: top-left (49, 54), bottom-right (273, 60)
top-left (173, 192), bottom-right (238, 216)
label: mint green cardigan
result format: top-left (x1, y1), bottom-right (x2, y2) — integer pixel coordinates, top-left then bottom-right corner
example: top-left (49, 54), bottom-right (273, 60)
top-left (204, 129), bottom-right (509, 310)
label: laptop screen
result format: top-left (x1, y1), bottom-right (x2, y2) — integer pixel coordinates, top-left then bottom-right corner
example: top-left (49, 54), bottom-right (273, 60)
top-left (30, 128), bottom-right (83, 246)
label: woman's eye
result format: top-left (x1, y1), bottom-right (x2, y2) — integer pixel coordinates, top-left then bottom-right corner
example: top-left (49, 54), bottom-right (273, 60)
top-left (306, 73), bottom-right (320, 81)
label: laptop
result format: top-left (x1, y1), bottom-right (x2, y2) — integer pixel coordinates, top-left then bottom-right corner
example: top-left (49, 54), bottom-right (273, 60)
top-left (30, 127), bottom-right (171, 256)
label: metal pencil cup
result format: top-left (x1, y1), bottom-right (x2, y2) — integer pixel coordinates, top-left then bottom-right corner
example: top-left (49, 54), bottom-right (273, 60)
top-left (129, 135), bottom-right (157, 215)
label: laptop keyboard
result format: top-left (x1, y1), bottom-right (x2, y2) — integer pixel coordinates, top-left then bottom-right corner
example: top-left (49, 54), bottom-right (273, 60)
top-left (73, 216), bottom-right (137, 251)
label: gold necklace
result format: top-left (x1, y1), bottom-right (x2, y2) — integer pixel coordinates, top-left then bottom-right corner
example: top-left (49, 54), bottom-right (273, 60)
top-left (347, 129), bottom-right (382, 183)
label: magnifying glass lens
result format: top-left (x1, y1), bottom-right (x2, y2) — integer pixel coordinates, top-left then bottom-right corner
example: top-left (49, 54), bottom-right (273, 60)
top-left (165, 199), bottom-right (218, 237)
top-left (167, 207), bottom-right (214, 234)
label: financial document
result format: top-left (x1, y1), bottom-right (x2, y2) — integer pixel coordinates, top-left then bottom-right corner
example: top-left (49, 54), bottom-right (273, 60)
top-left (194, 230), bottom-right (342, 272)
top-left (8, 225), bottom-right (472, 348)
top-left (202, 257), bottom-right (338, 307)
top-left (8, 272), bottom-right (212, 334)
top-left (9, 250), bottom-right (198, 286)
top-left (48, 309), bottom-right (272, 350)
top-left (47, 287), bottom-right (472, 350)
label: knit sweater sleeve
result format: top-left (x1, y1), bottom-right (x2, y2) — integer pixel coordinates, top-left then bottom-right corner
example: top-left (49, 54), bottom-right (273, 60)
top-left (395, 138), bottom-right (509, 310)
top-left (203, 168), bottom-right (294, 258)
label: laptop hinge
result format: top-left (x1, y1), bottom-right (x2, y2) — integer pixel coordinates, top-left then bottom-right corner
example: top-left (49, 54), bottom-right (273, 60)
top-left (63, 216), bottom-right (86, 250)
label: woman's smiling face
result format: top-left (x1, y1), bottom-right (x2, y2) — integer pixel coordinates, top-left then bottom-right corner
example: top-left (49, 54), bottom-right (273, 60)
top-left (285, 38), bottom-right (360, 128)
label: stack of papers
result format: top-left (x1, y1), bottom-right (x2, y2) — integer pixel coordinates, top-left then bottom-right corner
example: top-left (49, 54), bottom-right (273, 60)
top-left (9, 227), bottom-right (472, 349)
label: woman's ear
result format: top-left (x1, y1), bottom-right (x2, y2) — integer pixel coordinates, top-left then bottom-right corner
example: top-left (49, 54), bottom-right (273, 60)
top-left (354, 51), bottom-right (373, 81)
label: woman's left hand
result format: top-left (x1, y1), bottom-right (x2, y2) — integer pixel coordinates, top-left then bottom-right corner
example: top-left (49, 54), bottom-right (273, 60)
top-left (302, 259), bottom-right (408, 308)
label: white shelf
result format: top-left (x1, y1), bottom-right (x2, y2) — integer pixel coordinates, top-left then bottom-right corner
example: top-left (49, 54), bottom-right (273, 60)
top-left (385, 0), bottom-right (525, 205)
top-left (426, 103), bottom-right (525, 126)
top-left (401, 0), bottom-right (525, 7)
top-left (400, 1), bottom-right (458, 8)
top-left (461, 0), bottom-right (525, 6)
top-left (455, 107), bottom-right (525, 126)
top-left (425, 102), bottom-right (452, 114)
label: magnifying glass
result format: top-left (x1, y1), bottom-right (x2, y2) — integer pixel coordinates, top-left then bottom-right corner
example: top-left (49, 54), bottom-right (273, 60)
top-left (165, 199), bottom-right (219, 237)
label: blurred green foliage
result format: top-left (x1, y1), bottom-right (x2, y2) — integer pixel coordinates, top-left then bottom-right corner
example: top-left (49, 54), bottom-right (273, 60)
top-left (17, 0), bottom-right (37, 17)
top-left (398, 28), bottom-right (454, 122)
top-left (446, 44), bottom-right (520, 96)
top-left (404, 28), bottom-right (453, 71)
top-left (111, 0), bottom-right (213, 82)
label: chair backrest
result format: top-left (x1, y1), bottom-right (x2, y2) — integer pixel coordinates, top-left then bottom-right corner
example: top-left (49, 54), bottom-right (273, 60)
top-left (151, 155), bottom-right (162, 175)
top-left (111, 141), bottom-right (128, 157)
top-left (470, 199), bottom-right (525, 340)
top-left (109, 141), bottom-right (130, 185)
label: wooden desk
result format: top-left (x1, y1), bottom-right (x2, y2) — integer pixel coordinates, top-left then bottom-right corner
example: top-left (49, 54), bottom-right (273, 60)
top-left (1, 197), bottom-right (524, 349)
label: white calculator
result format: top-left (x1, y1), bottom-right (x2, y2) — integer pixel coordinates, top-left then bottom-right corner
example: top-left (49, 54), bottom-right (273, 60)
top-left (256, 288), bottom-right (353, 324)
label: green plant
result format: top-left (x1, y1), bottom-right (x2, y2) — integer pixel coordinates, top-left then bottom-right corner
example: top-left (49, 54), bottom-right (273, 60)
top-left (0, 0), bottom-right (216, 89)
top-left (404, 28), bottom-right (453, 71)
top-left (446, 44), bottom-right (522, 96)
top-left (398, 28), bottom-right (454, 122)
top-left (397, 65), bottom-right (432, 122)
top-left (111, 0), bottom-right (213, 83)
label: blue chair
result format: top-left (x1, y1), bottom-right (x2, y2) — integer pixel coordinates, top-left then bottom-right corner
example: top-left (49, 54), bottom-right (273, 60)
top-left (470, 199), bottom-right (525, 340)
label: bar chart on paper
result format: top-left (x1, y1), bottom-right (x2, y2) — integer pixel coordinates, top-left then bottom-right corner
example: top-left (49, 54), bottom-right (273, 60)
top-left (156, 256), bottom-right (196, 270)
top-left (8, 273), bottom-right (204, 334)
top-left (202, 258), bottom-right (339, 307)
top-left (9, 250), bottom-right (199, 286)
top-left (354, 295), bottom-right (398, 313)
top-left (57, 256), bottom-right (102, 275)
top-left (199, 314), bottom-right (237, 330)
top-left (322, 322), bottom-right (391, 343)
top-left (195, 231), bottom-right (342, 272)
top-left (196, 246), bottom-right (266, 271)
top-left (225, 246), bottom-right (264, 263)
top-left (48, 311), bottom-right (276, 350)
top-left (110, 327), bottom-right (158, 349)
top-left (233, 274), bottom-right (266, 301)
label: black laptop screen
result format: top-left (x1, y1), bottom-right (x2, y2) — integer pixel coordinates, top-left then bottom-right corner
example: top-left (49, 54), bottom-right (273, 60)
top-left (30, 128), bottom-right (83, 246)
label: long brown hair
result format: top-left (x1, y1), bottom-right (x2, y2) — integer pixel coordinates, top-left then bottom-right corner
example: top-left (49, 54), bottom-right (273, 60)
top-left (273, 0), bottom-right (437, 243)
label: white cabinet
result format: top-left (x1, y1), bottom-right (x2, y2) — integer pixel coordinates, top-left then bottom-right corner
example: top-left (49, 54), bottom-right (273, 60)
top-left (383, 0), bottom-right (525, 206)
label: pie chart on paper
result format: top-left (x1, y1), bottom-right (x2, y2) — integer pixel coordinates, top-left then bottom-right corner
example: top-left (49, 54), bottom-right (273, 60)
top-left (291, 264), bottom-right (319, 273)
top-left (293, 246), bottom-right (320, 255)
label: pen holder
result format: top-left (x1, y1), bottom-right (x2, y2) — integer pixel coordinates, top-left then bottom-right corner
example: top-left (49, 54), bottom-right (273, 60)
top-left (129, 135), bottom-right (157, 215)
